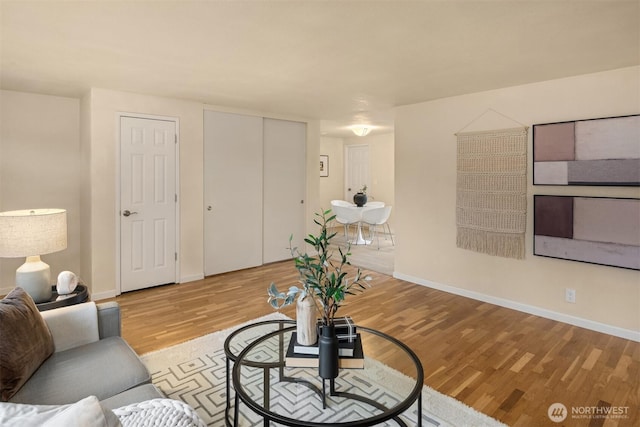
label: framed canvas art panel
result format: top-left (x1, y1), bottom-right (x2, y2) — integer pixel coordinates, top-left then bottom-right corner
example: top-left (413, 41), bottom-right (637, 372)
top-left (320, 155), bottom-right (329, 177)
top-left (533, 114), bottom-right (640, 186)
top-left (534, 195), bottom-right (640, 270)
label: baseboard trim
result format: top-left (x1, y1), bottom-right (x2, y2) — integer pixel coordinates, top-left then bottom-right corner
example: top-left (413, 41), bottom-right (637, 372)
top-left (92, 290), bottom-right (118, 301)
top-left (180, 274), bottom-right (205, 284)
top-left (393, 271), bottom-right (640, 342)
top-left (91, 275), bottom-right (204, 301)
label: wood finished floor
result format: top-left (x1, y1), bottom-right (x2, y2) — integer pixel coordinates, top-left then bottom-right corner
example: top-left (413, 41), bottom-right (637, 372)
top-left (107, 261), bottom-right (639, 427)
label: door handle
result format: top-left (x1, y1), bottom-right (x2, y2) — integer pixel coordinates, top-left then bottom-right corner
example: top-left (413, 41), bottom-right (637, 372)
top-left (207, 205), bottom-right (212, 211)
top-left (122, 210), bottom-right (138, 217)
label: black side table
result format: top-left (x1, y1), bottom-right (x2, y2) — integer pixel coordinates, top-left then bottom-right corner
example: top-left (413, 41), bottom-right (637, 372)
top-left (36, 284), bottom-right (89, 311)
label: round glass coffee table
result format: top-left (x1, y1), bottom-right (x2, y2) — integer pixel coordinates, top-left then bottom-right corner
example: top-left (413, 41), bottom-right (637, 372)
top-left (223, 319), bottom-right (423, 426)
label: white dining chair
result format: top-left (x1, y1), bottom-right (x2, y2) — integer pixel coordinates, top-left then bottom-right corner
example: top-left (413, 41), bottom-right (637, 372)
top-left (331, 204), bottom-right (360, 241)
top-left (364, 201), bottom-right (385, 208)
top-left (331, 200), bottom-right (354, 237)
top-left (361, 205), bottom-right (394, 249)
top-left (331, 200), bottom-right (354, 207)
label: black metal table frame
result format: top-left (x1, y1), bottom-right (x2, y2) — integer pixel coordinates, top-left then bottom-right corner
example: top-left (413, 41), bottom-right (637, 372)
top-left (36, 284), bottom-right (89, 311)
top-left (224, 320), bottom-right (424, 427)
top-left (224, 320), bottom-right (301, 426)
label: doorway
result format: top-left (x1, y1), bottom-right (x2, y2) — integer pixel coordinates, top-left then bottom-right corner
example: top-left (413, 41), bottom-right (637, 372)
top-left (341, 142), bottom-right (395, 276)
top-left (119, 115), bottom-right (178, 292)
top-left (345, 144), bottom-right (370, 201)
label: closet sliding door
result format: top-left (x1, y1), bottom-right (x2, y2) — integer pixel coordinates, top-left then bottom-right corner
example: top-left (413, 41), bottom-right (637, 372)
top-left (263, 118), bottom-right (306, 264)
top-left (204, 111), bottom-right (263, 276)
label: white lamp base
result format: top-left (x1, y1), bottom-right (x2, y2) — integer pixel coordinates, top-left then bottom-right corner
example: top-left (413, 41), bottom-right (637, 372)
top-left (16, 255), bottom-right (52, 303)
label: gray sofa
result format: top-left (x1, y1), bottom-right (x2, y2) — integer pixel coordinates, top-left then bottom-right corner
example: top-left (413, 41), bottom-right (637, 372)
top-left (1, 289), bottom-right (206, 426)
top-left (8, 301), bottom-right (163, 409)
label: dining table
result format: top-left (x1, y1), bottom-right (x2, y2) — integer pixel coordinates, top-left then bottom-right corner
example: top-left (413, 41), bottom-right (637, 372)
top-left (342, 204), bottom-right (379, 245)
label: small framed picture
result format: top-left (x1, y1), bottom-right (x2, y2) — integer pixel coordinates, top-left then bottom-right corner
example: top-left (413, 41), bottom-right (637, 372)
top-left (320, 155), bottom-right (329, 177)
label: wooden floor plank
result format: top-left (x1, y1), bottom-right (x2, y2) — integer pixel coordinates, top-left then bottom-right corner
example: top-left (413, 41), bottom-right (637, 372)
top-left (105, 261), bottom-right (640, 426)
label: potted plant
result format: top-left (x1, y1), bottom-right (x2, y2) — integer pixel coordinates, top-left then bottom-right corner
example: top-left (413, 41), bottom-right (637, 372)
top-left (353, 185), bottom-right (367, 207)
top-left (267, 209), bottom-right (370, 338)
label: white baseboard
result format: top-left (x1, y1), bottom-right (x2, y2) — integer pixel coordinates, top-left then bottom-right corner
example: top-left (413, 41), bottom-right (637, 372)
top-left (91, 290), bottom-right (118, 301)
top-left (393, 271), bottom-right (640, 342)
top-left (180, 274), bottom-right (205, 284)
top-left (91, 275), bottom-right (203, 301)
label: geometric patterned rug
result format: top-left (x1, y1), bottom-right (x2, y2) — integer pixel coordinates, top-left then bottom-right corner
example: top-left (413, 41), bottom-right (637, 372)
top-left (141, 313), bottom-right (506, 427)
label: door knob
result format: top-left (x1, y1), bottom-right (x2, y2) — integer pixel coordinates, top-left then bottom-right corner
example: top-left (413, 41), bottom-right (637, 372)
top-left (207, 205), bottom-right (212, 211)
top-left (122, 210), bottom-right (138, 217)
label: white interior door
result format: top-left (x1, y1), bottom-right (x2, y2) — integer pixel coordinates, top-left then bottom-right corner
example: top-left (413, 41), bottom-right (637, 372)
top-left (263, 118), bottom-right (306, 263)
top-left (345, 145), bottom-right (370, 202)
top-left (120, 116), bottom-right (177, 292)
top-left (204, 111), bottom-right (263, 276)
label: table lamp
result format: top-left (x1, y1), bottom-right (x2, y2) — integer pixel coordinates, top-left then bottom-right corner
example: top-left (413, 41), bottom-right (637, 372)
top-left (0, 209), bottom-right (67, 303)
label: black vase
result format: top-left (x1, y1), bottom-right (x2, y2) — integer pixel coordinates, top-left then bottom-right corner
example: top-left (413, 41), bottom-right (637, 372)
top-left (353, 192), bottom-right (367, 207)
top-left (318, 324), bottom-right (339, 379)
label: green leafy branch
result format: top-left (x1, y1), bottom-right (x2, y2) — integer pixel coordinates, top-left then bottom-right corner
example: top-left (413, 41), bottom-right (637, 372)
top-left (267, 209), bottom-right (371, 325)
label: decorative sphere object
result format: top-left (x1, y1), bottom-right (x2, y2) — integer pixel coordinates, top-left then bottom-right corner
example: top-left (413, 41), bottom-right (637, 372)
top-left (353, 192), bottom-right (367, 207)
top-left (57, 271), bottom-right (78, 295)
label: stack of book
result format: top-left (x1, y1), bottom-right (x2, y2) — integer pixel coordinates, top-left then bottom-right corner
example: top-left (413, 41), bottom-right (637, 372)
top-left (332, 316), bottom-right (357, 343)
top-left (285, 316), bottom-right (364, 369)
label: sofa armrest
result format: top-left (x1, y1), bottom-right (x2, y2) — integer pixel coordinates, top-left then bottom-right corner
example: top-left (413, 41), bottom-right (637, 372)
top-left (97, 301), bottom-right (121, 339)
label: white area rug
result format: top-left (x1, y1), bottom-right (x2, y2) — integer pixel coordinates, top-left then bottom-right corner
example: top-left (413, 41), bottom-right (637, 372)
top-left (141, 313), bottom-right (506, 427)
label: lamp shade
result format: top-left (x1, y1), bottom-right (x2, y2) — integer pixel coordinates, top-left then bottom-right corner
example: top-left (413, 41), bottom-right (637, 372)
top-left (0, 209), bottom-right (67, 258)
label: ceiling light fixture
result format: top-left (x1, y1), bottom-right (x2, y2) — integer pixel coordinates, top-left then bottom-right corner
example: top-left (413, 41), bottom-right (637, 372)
top-left (351, 126), bottom-right (372, 137)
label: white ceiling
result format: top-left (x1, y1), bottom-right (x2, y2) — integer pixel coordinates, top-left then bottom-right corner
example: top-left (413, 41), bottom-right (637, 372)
top-left (1, 1), bottom-right (638, 137)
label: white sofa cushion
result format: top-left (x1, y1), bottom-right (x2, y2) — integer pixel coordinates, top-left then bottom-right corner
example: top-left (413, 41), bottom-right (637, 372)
top-left (41, 302), bottom-right (99, 352)
top-left (0, 395), bottom-right (121, 427)
top-left (9, 337), bottom-right (151, 405)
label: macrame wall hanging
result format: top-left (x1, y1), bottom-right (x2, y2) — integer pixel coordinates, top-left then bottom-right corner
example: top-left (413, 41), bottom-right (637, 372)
top-left (455, 110), bottom-right (528, 259)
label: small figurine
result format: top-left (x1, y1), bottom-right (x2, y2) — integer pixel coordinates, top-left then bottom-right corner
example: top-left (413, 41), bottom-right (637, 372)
top-left (56, 271), bottom-right (78, 295)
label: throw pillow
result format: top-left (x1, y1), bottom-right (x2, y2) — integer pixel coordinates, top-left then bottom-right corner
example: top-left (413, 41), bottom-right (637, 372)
top-left (0, 287), bottom-right (54, 401)
top-left (0, 395), bottom-right (121, 427)
top-left (41, 302), bottom-right (100, 352)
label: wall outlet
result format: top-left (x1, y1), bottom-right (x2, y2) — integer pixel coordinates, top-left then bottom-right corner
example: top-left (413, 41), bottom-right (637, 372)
top-left (565, 288), bottom-right (576, 303)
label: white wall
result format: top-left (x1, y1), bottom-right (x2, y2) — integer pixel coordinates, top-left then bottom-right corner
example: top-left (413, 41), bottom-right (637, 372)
top-left (323, 133), bottom-right (395, 207)
top-left (84, 88), bottom-right (205, 298)
top-left (319, 136), bottom-right (345, 210)
top-left (348, 132), bottom-right (395, 208)
top-left (1, 88), bottom-right (321, 299)
top-left (79, 91), bottom-right (92, 295)
top-left (0, 91), bottom-right (81, 294)
top-left (84, 90), bottom-right (320, 298)
top-left (394, 66), bottom-right (640, 339)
